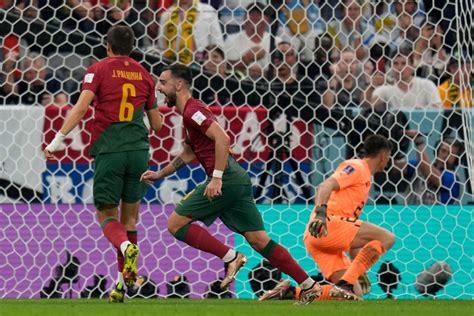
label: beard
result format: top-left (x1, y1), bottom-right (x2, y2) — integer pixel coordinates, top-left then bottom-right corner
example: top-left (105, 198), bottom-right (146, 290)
top-left (165, 93), bottom-right (177, 108)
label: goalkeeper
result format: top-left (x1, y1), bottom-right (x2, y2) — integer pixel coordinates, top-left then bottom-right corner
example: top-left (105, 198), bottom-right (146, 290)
top-left (261, 135), bottom-right (395, 301)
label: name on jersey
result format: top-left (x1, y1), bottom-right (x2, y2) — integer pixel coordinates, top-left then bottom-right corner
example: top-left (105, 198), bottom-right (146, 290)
top-left (111, 69), bottom-right (143, 81)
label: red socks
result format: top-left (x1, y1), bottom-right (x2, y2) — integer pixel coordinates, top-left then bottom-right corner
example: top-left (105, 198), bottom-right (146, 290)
top-left (265, 242), bottom-right (309, 285)
top-left (102, 219), bottom-right (128, 249)
top-left (175, 224), bottom-right (230, 259)
top-left (117, 231), bottom-right (138, 271)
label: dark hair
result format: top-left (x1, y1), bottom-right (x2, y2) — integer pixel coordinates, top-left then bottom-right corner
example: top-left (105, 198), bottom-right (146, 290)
top-left (204, 45), bottom-right (225, 60)
top-left (246, 2), bottom-right (267, 15)
top-left (363, 134), bottom-right (393, 157)
top-left (106, 25), bottom-right (135, 56)
top-left (392, 47), bottom-right (414, 64)
top-left (436, 136), bottom-right (463, 164)
top-left (164, 63), bottom-right (193, 86)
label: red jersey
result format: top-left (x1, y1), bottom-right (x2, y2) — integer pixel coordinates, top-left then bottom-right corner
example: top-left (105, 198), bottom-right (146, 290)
top-left (182, 98), bottom-right (219, 176)
top-left (82, 56), bottom-right (156, 156)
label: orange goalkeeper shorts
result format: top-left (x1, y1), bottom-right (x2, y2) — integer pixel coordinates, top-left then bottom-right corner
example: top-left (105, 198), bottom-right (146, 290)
top-left (304, 215), bottom-right (363, 279)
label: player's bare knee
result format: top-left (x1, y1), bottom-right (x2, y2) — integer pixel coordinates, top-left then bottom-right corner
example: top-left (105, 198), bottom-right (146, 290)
top-left (383, 231), bottom-right (395, 251)
top-left (167, 220), bottom-right (180, 236)
top-left (95, 208), bottom-right (117, 223)
top-left (244, 232), bottom-right (269, 252)
top-left (245, 235), bottom-right (261, 250)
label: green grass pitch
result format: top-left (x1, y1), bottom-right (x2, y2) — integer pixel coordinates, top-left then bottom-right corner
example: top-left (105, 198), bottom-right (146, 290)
top-left (1, 299), bottom-right (472, 316)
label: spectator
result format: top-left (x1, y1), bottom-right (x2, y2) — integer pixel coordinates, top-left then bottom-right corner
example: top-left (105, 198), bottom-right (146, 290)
top-left (158, 0), bottom-right (224, 65)
top-left (322, 48), bottom-right (366, 108)
top-left (413, 20), bottom-right (448, 84)
top-left (384, 0), bottom-right (423, 52)
top-left (302, 32), bottom-right (333, 80)
top-left (254, 41), bottom-right (325, 202)
top-left (327, 0), bottom-right (376, 60)
top-left (266, 41), bottom-right (326, 120)
top-left (277, 0), bottom-right (325, 63)
top-left (438, 55), bottom-right (472, 197)
top-left (193, 45), bottom-right (245, 106)
top-left (424, 0), bottom-right (456, 52)
top-left (0, 35), bottom-right (30, 104)
top-left (224, 2), bottom-right (270, 74)
top-left (400, 132), bottom-right (461, 205)
top-left (219, 0), bottom-right (264, 35)
top-left (362, 60), bottom-right (386, 109)
top-left (391, 0), bottom-right (425, 27)
top-left (372, 1), bottom-right (396, 44)
top-left (372, 50), bottom-right (442, 109)
top-left (9, 0), bottom-right (40, 18)
top-left (38, 0), bottom-right (96, 33)
top-left (439, 56), bottom-right (473, 109)
top-left (3, 53), bottom-right (66, 106)
top-left (93, 1), bottom-right (151, 48)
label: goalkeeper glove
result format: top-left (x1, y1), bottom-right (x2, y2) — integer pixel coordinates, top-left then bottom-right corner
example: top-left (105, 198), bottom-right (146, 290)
top-left (308, 204), bottom-right (328, 238)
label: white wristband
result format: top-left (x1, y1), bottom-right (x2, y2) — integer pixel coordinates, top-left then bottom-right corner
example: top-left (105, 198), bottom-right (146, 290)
top-left (212, 169), bottom-right (224, 178)
top-left (45, 131), bottom-right (66, 153)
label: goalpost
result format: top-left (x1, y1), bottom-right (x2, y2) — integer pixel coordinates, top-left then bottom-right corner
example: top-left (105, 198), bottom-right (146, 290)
top-left (456, 0), bottom-right (474, 197)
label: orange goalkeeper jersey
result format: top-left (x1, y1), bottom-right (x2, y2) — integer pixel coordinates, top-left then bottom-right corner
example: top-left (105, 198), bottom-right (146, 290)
top-left (324, 159), bottom-right (372, 219)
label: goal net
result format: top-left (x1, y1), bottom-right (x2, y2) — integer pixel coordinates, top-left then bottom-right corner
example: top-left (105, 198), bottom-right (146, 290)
top-left (0, 0), bottom-right (473, 300)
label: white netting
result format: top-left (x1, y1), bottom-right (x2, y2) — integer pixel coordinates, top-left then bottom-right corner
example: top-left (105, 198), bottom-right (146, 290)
top-left (0, 0), bottom-right (473, 300)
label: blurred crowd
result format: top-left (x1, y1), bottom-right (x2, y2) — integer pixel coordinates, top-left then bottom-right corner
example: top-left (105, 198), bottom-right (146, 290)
top-left (0, 0), bottom-right (472, 205)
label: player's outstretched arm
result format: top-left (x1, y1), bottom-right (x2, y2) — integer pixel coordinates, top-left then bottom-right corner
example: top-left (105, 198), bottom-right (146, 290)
top-left (44, 90), bottom-right (94, 160)
top-left (140, 142), bottom-right (196, 184)
top-left (308, 177), bottom-right (340, 238)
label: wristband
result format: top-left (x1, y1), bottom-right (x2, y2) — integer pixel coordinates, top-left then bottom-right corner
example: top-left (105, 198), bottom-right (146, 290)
top-left (45, 131), bottom-right (66, 153)
top-left (212, 170), bottom-right (224, 178)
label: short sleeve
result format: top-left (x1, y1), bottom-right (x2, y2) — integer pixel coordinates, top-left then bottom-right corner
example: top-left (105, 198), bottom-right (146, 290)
top-left (82, 63), bottom-right (100, 94)
top-left (145, 76), bottom-right (157, 110)
top-left (184, 106), bottom-right (215, 134)
top-left (331, 162), bottom-right (364, 190)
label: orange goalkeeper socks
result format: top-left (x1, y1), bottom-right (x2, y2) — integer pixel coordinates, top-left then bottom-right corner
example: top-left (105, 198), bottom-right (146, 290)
top-left (341, 240), bottom-right (385, 285)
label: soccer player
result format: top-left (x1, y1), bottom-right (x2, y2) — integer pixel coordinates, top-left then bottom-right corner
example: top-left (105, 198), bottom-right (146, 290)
top-left (44, 25), bottom-right (162, 303)
top-left (261, 134), bottom-right (395, 301)
top-left (140, 63), bottom-right (322, 304)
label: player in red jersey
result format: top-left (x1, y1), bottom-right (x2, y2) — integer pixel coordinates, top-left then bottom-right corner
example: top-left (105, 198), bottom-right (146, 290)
top-left (141, 63), bottom-right (322, 304)
top-left (44, 25), bottom-right (162, 303)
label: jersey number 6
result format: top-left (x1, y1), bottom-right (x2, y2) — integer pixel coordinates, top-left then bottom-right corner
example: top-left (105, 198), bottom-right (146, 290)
top-left (119, 83), bottom-right (136, 121)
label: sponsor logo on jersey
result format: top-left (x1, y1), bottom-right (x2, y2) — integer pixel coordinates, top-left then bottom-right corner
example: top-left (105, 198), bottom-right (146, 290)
top-left (84, 73), bottom-right (94, 83)
top-left (343, 165), bottom-right (355, 174)
top-left (191, 111), bottom-right (207, 126)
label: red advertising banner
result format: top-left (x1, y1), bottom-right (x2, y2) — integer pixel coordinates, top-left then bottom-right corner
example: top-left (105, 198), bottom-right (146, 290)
top-left (43, 105), bottom-right (313, 164)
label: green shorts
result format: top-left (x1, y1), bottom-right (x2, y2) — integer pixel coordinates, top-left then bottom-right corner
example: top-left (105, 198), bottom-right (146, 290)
top-left (93, 149), bottom-right (149, 210)
top-left (175, 158), bottom-right (264, 233)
